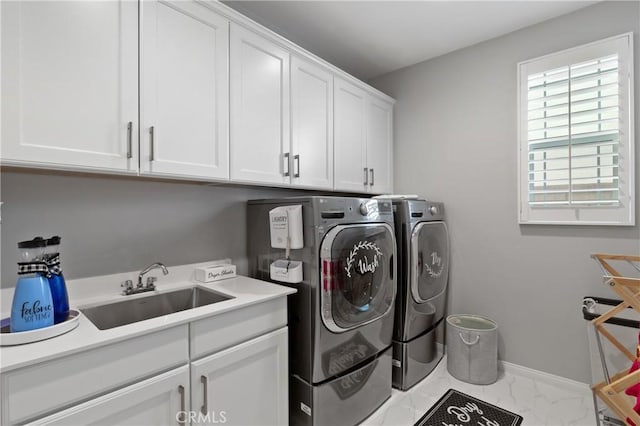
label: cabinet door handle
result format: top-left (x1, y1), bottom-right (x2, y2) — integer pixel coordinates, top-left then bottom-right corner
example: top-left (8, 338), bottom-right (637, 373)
top-left (370, 168), bottom-right (374, 186)
top-left (200, 375), bottom-right (208, 415)
top-left (149, 126), bottom-right (155, 162)
top-left (126, 122), bottom-right (133, 159)
top-left (283, 152), bottom-right (290, 177)
top-left (294, 155), bottom-right (300, 178)
top-left (364, 167), bottom-right (369, 186)
top-left (177, 385), bottom-right (186, 425)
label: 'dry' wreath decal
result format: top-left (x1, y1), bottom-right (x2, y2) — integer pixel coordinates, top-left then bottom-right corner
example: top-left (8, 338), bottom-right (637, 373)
top-left (345, 241), bottom-right (383, 278)
top-left (424, 251), bottom-right (444, 278)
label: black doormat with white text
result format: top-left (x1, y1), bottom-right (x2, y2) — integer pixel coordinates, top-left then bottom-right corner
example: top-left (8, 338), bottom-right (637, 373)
top-left (414, 389), bottom-right (523, 426)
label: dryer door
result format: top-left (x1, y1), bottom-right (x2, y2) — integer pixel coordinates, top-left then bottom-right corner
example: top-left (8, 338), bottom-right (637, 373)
top-left (320, 223), bottom-right (396, 333)
top-left (411, 221), bottom-right (449, 303)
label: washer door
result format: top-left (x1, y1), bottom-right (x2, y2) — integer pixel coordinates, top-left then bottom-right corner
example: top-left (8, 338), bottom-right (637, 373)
top-left (320, 223), bottom-right (396, 333)
top-left (411, 221), bottom-right (449, 303)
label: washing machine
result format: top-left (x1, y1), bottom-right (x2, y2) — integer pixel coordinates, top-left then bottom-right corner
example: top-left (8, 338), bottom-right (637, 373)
top-left (247, 196), bottom-right (396, 426)
top-left (391, 199), bottom-right (449, 390)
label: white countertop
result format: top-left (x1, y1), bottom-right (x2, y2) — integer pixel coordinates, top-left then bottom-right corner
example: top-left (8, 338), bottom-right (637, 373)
top-left (0, 261), bottom-right (295, 373)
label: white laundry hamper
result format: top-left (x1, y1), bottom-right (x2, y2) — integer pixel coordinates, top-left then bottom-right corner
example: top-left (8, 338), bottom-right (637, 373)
top-left (446, 314), bottom-right (498, 385)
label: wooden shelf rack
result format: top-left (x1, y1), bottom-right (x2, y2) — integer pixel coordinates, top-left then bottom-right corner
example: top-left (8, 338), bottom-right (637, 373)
top-left (591, 254), bottom-right (640, 426)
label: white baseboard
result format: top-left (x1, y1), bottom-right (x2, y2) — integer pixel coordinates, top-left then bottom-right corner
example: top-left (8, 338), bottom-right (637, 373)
top-left (499, 360), bottom-right (591, 393)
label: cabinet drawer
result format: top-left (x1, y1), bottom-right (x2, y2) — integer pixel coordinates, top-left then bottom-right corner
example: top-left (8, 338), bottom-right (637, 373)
top-left (190, 297), bottom-right (287, 359)
top-left (2, 325), bottom-right (188, 424)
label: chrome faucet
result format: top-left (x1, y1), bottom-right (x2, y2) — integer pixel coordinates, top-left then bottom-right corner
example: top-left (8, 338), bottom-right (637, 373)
top-left (138, 262), bottom-right (169, 285)
top-left (121, 262), bottom-right (169, 295)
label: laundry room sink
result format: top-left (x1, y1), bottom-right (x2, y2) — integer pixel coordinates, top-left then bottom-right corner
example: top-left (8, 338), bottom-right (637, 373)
top-left (80, 286), bottom-right (234, 330)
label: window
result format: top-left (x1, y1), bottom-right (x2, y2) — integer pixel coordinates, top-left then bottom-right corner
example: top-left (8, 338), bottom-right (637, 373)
top-left (518, 33), bottom-right (635, 225)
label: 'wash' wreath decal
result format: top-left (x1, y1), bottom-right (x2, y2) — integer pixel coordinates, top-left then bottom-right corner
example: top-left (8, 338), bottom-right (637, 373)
top-left (345, 241), bottom-right (383, 278)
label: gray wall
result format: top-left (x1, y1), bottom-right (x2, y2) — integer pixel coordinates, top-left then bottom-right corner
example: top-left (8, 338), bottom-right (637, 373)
top-left (370, 1), bottom-right (640, 382)
top-left (0, 170), bottom-right (315, 287)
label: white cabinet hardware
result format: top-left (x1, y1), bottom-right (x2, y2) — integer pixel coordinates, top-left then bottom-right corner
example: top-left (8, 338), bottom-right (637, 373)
top-left (200, 375), bottom-right (208, 415)
top-left (284, 152), bottom-right (291, 177)
top-left (149, 126), bottom-right (156, 162)
top-left (127, 122), bottom-right (133, 160)
top-left (178, 384), bottom-right (186, 425)
top-left (294, 154), bottom-right (301, 178)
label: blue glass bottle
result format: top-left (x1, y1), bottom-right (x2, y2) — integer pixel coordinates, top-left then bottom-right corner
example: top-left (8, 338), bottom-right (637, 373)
top-left (45, 236), bottom-right (69, 324)
top-left (11, 237), bottom-right (54, 332)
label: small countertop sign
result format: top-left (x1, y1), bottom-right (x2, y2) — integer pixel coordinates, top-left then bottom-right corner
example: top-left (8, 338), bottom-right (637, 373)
top-left (194, 264), bottom-right (236, 283)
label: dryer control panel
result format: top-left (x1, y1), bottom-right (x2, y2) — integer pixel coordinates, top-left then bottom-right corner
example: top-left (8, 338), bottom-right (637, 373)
top-left (406, 200), bottom-right (445, 224)
top-left (317, 197), bottom-right (393, 224)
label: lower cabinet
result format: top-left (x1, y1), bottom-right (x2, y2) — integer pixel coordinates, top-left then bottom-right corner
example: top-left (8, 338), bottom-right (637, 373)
top-left (190, 327), bottom-right (288, 426)
top-left (30, 366), bottom-right (190, 426)
top-left (20, 327), bottom-right (288, 425)
top-left (3, 325), bottom-right (189, 425)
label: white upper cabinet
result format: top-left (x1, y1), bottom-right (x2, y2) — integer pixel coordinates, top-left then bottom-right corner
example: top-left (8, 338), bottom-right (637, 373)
top-left (1, 1), bottom-right (394, 192)
top-left (141, 0), bottom-right (229, 180)
top-left (366, 95), bottom-right (394, 194)
top-left (334, 77), bottom-right (394, 194)
top-left (290, 56), bottom-right (334, 190)
top-left (334, 77), bottom-right (368, 192)
top-left (1, 1), bottom-right (138, 172)
top-left (230, 24), bottom-right (290, 185)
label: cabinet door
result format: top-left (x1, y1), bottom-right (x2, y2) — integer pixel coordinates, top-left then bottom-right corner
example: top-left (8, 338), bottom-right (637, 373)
top-left (230, 24), bottom-right (290, 185)
top-left (291, 56), bottom-right (334, 189)
top-left (29, 366), bottom-right (190, 426)
top-left (1, 1), bottom-right (138, 172)
top-left (191, 327), bottom-right (288, 426)
top-left (334, 77), bottom-right (368, 192)
top-left (141, 0), bottom-right (229, 180)
top-left (366, 95), bottom-right (394, 194)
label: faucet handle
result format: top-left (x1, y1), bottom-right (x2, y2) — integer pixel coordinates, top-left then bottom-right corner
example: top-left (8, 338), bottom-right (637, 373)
top-left (146, 276), bottom-right (157, 289)
top-left (121, 279), bottom-right (134, 295)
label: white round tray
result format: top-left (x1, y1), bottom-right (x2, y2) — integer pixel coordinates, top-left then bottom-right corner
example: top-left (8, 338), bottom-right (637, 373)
top-left (0, 309), bottom-right (80, 346)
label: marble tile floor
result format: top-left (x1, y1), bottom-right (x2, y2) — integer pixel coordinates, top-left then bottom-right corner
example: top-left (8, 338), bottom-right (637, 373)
top-left (362, 357), bottom-right (598, 426)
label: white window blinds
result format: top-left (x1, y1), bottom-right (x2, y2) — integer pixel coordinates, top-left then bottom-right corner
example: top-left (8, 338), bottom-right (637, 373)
top-left (518, 33), bottom-right (635, 225)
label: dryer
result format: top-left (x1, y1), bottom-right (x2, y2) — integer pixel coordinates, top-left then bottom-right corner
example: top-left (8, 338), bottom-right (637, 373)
top-left (247, 197), bottom-right (397, 426)
top-left (392, 199), bottom-right (449, 390)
